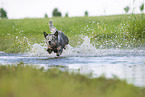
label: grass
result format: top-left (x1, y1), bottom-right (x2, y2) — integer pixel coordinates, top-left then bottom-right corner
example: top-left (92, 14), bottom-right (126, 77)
top-left (0, 14), bottom-right (145, 53)
top-left (0, 64), bottom-right (145, 97)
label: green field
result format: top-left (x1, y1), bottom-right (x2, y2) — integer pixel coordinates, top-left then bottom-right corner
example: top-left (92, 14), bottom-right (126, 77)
top-left (0, 64), bottom-right (145, 97)
top-left (0, 14), bottom-right (145, 53)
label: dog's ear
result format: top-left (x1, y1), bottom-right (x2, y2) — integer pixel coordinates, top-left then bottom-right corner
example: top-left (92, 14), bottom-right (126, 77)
top-left (54, 31), bottom-right (58, 37)
top-left (43, 31), bottom-right (48, 38)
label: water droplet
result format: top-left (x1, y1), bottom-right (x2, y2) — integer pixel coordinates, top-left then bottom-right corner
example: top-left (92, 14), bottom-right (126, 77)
top-left (16, 36), bottom-right (18, 39)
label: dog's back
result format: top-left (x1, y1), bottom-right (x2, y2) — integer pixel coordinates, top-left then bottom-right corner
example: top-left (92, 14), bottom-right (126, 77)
top-left (49, 19), bottom-right (69, 47)
top-left (58, 31), bottom-right (69, 47)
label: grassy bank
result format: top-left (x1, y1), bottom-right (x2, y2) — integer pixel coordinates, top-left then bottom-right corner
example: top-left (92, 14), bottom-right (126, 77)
top-left (0, 64), bottom-right (145, 97)
top-left (0, 14), bottom-right (145, 53)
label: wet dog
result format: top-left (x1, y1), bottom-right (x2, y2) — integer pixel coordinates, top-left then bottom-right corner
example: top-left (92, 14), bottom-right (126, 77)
top-left (43, 20), bottom-right (69, 56)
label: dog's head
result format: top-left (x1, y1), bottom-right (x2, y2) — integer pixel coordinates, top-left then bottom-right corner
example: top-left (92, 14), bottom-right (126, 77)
top-left (43, 31), bottom-right (58, 48)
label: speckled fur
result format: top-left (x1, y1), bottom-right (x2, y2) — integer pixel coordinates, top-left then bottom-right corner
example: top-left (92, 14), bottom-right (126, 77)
top-left (43, 20), bottom-right (69, 56)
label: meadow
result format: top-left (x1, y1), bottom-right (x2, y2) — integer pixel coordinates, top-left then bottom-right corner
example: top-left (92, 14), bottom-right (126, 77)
top-left (0, 14), bottom-right (145, 53)
top-left (0, 64), bottom-right (145, 97)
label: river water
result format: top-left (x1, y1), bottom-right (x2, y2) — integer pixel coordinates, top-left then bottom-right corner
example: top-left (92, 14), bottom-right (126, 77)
top-left (0, 37), bottom-right (145, 87)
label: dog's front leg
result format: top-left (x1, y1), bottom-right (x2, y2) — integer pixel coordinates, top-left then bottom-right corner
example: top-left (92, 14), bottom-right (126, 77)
top-left (47, 48), bottom-right (52, 54)
top-left (56, 46), bottom-right (63, 56)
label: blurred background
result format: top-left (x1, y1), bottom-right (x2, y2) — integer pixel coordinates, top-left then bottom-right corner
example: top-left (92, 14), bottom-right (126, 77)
top-left (0, 0), bottom-right (144, 19)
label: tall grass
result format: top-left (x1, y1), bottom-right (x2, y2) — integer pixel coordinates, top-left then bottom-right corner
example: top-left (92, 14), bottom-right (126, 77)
top-left (0, 14), bottom-right (145, 53)
top-left (0, 64), bottom-right (145, 97)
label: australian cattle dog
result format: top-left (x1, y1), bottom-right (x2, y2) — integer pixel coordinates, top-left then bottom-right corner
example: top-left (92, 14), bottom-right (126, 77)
top-left (43, 20), bottom-right (69, 56)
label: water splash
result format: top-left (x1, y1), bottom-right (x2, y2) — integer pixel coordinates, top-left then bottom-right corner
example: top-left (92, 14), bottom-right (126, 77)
top-left (26, 36), bottom-right (99, 57)
top-left (63, 36), bottom-right (97, 56)
top-left (26, 43), bottom-right (48, 56)
top-left (26, 36), bottom-right (145, 57)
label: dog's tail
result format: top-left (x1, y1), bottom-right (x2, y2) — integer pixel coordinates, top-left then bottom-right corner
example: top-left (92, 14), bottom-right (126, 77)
top-left (49, 19), bottom-right (57, 33)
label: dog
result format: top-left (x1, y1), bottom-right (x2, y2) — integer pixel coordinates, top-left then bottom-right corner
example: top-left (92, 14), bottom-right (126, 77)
top-left (43, 20), bottom-right (69, 56)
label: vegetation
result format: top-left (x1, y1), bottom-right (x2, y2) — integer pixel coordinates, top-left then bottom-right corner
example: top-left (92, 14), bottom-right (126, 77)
top-left (0, 64), bottom-right (145, 97)
top-left (52, 8), bottom-right (62, 17)
top-left (44, 13), bottom-right (48, 18)
top-left (85, 11), bottom-right (88, 16)
top-left (0, 8), bottom-right (8, 18)
top-left (65, 13), bottom-right (69, 17)
top-left (140, 3), bottom-right (144, 13)
top-left (124, 6), bottom-right (130, 14)
top-left (0, 14), bottom-right (145, 53)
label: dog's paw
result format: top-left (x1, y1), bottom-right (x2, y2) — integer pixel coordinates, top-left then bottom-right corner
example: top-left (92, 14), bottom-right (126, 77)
top-left (48, 52), bottom-right (52, 54)
top-left (54, 49), bottom-right (58, 53)
top-left (47, 48), bottom-right (52, 54)
top-left (56, 53), bottom-right (60, 56)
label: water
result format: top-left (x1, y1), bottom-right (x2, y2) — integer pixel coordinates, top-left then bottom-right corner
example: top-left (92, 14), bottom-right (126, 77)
top-left (0, 37), bottom-right (145, 87)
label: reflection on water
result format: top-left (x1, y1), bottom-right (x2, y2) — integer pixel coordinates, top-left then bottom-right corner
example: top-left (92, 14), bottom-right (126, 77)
top-left (0, 51), bottom-right (145, 87)
top-left (68, 57), bottom-right (145, 87)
